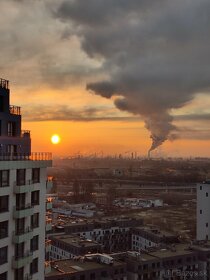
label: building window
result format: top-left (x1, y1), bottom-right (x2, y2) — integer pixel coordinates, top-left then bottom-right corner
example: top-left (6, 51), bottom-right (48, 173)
top-left (0, 196), bottom-right (9, 213)
top-left (15, 243), bottom-right (24, 259)
top-left (31, 213), bottom-right (39, 228)
top-left (0, 272), bottom-right (7, 280)
top-left (0, 170), bottom-right (9, 187)
top-left (32, 168), bottom-right (40, 184)
top-left (200, 186), bottom-right (202, 190)
top-left (7, 121), bottom-right (16, 137)
top-left (0, 246), bottom-right (8, 265)
top-left (200, 209), bottom-right (202, 214)
top-left (0, 221), bottom-right (8, 239)
top-left (17, 169), bottom-right (26, 186)
top-left (206, 192), bottom-right (209, 197)
top-left (16, 194), bottom-right (25, 210)
top-left (15, 218), bottom-right (25, 235)
top-left (30, 258), bottom-right (38, 275)
top-left (206, 235), bottom-right (208, 240)
top-left (30, 235), bottom-right (39, 251)
top-left (31, 191), bottom-right (40, 206)
top-left (15, 268), bottom-right (23, 280)
top-left (207, 223), bottom-right (209, 227)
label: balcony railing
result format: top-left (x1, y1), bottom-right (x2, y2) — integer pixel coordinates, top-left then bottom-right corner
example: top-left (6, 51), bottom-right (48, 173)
top-left (46, 177), bottom-right (53, 190)
top-left (12, 251), bottom-right (33, 269)
top-left (21, 130), bottom-right (31, 138)
top-left (0, 78), bottom-right (9, 90)
top-left (0, 152), bottom-right (52, 161)
top-left (13, 180), bottom-right (34, 194)
top-left (13, 204), bottom-right (33, 219)
top-left (45, 261), bottom-right (51, 274)
top-left (10, 105), bottom-right (21, 115)
top-left (13, 227), bottom-right (33, 244)
top-left (46, 219), bottom-right (52, 231)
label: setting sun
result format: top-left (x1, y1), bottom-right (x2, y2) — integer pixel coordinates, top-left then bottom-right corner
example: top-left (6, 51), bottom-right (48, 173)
top-left (51, 134), bottom-right (60, 144)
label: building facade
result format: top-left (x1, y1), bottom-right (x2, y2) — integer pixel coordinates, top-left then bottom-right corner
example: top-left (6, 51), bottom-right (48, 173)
top-left (0, 78), bottom-right (52, 280)
top-left (197, 181), bottom-right (210, 240)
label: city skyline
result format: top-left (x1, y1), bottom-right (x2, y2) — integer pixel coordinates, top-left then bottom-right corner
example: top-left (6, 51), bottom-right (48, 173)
top-left (1, 0), bottom-right (210, 157)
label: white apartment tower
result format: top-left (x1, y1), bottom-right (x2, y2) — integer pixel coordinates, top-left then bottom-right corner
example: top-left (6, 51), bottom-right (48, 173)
top-left (0, 78), bottom-right (52, 280)
top-left (197, 180), bottom-right (210, 240)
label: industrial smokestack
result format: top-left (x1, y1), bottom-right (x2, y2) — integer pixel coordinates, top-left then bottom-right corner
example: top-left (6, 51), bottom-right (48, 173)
top-left (148, 150), bottom-right (151, 159)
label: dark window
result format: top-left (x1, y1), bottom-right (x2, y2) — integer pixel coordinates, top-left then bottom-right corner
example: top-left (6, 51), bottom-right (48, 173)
top-left (30, 235), bottom-right (39, 251)
top-left (0, 221), bottom-right (8, 239)
top-left (14, 268), bottom-right (23, 280)
top-left (206, 192), bottom-right (209, 197)
top-left (16, 194), bottom-right (26, 210)
top-left (90, 273), bottom-right (95, 279)
top-left (0, 196), bottom-right (9, 212)
top-left (0, 96), bottom-right (3, 112)
top-left (30, 258), bottom-right (38, 275)
top-left (0, 170), bottom-right (9, 187)
top-left (31, 213), bottom-right (39, 228)
top-left (200, 209), bottom-right (203, 214)
top-left (15, 218), bottom-right (25, 235)
top-left (101, 271), bottom-right (108, 277)
top-left (80, 276), bottom-right (85, 280)
top-left (0, 272), bottom-right (7, 280)
top-left (207, 223), bottom-right (209, 227)
top-left (200, 186), bottom-right (202, 190)
top-left (31, 191), bottom-right (39, 206)
top-left (17, 169), bottom-right (26, 186)
top-left (32, 168), bottom-right (40, 184)
top-left (0, 246), bottom-right (8, 265)
top-left (206, 235), bottom-right (209, 240)
top-left (7, 121), bottom-right (16, 137)
top-left (15, 242), bottom-right (24, 259)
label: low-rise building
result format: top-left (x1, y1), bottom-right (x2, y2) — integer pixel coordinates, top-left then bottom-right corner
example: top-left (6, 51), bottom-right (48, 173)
top-left (132, 227), bottom-right (179, 251)
top-left (64, 217), bottom-right (143, 253)
top-left (50, 235), bottom-right (102, 260)
top-left (45, 254), bottom-right (127, 280)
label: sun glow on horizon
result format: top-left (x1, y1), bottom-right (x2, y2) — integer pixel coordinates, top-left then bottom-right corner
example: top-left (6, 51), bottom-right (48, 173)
top-left (51, 134), bottom-right (60, 145)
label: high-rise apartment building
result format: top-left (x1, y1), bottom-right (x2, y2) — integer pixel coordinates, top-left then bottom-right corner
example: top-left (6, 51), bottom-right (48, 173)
top-left (197, 180), bottom-right (210, 240)
top-left (0, 78), bottom-right (52, 280)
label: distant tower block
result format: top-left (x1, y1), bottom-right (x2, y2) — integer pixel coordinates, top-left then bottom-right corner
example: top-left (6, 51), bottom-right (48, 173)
top-left (197, 180), bottom-right (210, 240)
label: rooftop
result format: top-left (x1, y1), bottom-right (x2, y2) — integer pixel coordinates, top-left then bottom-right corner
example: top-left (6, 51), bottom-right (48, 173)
top-left (133, 226), bottom-right (177, 238)
top-left (46, 258), bottom-right (124, 277)
top-left (51, 235), bottom-right (100, 248)
top-left (0, 78), bottom-right (9, 90)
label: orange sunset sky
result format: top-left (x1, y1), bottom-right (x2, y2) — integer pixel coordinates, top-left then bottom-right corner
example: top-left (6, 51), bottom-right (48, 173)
top-left (1, 0), bottom-right (210, 157)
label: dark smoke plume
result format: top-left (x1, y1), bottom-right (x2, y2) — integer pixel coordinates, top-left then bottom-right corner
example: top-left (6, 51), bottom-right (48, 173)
top-left (56, 0), bottom-right (210, 152)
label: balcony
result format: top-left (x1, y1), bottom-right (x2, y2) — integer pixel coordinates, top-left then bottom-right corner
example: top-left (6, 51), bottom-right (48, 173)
top-left (0, 78), bottom-right (9, 90)
top-left (46, 177), bottom-right (53, 190)
top-left (45, 262), bottom-right (51, 275)
top-left (10, 105), bottom-right (21, 115)
top-left (13, 204), bottom-right (33, 219)
top-left (0, 152), bottom-right (52, 161)
top-left (12, 251), bottom-right (33, 269)
top-left (46, 200), bottom-right (53, 210)
top-left (21, 130), bottom-right (31, 138)
top-left (24, 275), bottom-right (32, 280)
top-left (12, 227), bottom-right (33, 244)
top-left (45, 239), bottom-right (51, 252)
top-left (46, 219), bottom-right (52, 232)
top-left (13, 180), bottom-right (34, 194)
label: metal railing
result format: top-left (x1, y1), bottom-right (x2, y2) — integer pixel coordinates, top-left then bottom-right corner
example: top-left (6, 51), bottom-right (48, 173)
top-left (14, 227), bottom-right (32, 236)
top-left (10, 105), bottom-right (21, 115)
top-left (15, 203), bottom-right (33, 211)
top-left (0, 78), bottom-right (9, 90)
top-left (0, 152), bottom-right (52, 161)
top-left (13, 250), bottom-right (32, 261)
top-left (21, 130), bottom-right (31, 138)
